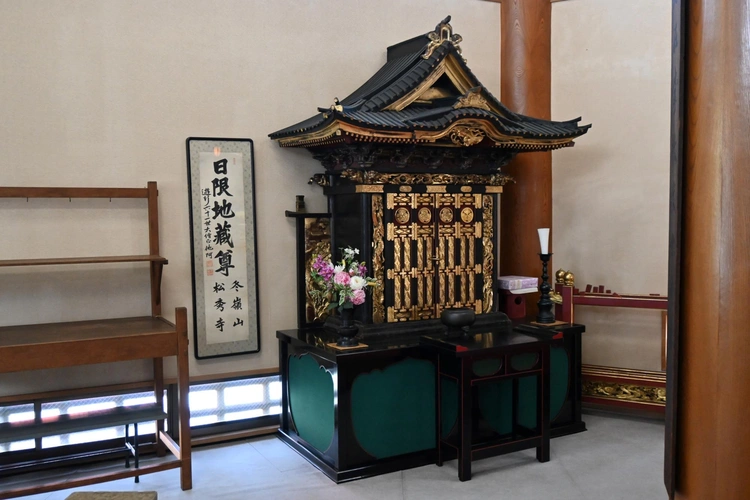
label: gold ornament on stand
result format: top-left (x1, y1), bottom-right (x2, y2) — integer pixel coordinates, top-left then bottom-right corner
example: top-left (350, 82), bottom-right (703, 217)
top-left (551, 268), bottom-right (574, 304)
top-left (555, 269), bottom-right (566, 284)
top-left (564, 271), bottom-right (575, 286)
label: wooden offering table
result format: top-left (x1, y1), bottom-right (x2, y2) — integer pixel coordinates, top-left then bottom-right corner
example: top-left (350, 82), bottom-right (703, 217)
top-left (421, 330), bottom-right (556, 481)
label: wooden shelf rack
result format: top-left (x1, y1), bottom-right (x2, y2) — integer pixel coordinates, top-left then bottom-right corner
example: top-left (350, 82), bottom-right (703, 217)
top-left (0, 183), bottom-right (191, 499)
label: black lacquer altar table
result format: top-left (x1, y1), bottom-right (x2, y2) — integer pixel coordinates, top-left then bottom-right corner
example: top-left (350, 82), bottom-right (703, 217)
top-left (276, 319), bottom-right (584, 483)
top-left (421, 330), bottom-right (558, 481)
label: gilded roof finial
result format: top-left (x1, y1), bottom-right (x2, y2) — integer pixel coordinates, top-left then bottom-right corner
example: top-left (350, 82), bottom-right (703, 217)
top-left (422, 16), bottom-right (464, 61)
top-left (317, 97), bottom-right (344, 116)
top-left (453, 87), bottom-right (492, 112)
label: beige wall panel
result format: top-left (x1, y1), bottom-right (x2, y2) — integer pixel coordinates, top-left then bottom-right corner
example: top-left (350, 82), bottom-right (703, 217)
top-left (551, 0), bottom-right (670, 371)
top-left (0, 0), bottom-right (499, 395)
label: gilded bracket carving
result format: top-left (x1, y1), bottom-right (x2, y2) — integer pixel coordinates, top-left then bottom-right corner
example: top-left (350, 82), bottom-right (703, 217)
top-left (582, 380), bottom-right (667, 405)
top-left (341, 170), bottom-right (512, 186)
top-left (371, 195), bottom-right (385, 323)
top-left (482, 195), bottom-right (494, 313)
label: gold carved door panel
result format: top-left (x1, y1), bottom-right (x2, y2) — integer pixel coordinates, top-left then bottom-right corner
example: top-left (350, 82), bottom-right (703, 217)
top-left (385, 192), bottom-right (484, 322)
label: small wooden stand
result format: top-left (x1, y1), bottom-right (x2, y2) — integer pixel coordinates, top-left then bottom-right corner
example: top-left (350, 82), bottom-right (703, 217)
top-left (326, 342), bottom-right (368, 351)
top-left (530, 319), bottom-right (570, 327)
top-left (499, 290), bottom-right (528, 319)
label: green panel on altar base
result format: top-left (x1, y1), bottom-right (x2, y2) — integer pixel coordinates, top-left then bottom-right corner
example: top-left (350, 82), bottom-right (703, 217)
top-left (550, 346), bottom-right (570, 421)
top-left (351, 358), bottom-right (436, 459)
top-left (478, 378), bottom-right (514, 434)
top-left (480, 345), bottom-right (570, 433)
top-left (472, 358), bottom-right (502, 377)
top-left (441, 378), bottom-right (459, 438)
top-left (517, 375), bottom-right (538, 428)
top-left (479, 375), bottom-right (537, 431)
top-left (511, 352), bottom-right (539, 371)
top-left (288, 354), bottom-right (334, 453)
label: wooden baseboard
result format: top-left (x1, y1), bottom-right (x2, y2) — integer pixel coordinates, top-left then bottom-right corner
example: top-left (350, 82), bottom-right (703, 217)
top-left (581, 364), bottom-right (666, 414)
top-left (192, 425), bottom-right (279, 447)
top-left (165, 367), bottom-right (279, 385)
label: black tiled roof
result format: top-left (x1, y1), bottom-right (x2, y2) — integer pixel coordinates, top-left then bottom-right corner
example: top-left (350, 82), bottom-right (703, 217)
top-left (269, 21), bottom-right (590, 143)
top-left (339, 48), bottom-right (425, 108)
top-left (337, 106), bottom-right (587, 140)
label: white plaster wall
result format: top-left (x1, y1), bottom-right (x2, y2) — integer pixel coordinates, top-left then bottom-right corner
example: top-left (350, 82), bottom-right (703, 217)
top-left (0, 0), bottom-right (500, 395)
top-left (551, 0), bottom-right (671, 370)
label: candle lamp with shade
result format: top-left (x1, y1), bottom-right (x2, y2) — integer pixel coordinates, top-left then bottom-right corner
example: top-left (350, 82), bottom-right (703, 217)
top-left (536, 228), bottom-right (555, 324)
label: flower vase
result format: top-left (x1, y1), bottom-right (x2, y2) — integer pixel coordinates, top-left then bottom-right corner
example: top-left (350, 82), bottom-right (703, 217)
top-left (336, 307), bottom-right (359, 347)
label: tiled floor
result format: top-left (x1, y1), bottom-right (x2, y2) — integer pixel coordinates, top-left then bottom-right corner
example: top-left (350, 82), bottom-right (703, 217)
top-left (15, 412), bottom-right (667, 500)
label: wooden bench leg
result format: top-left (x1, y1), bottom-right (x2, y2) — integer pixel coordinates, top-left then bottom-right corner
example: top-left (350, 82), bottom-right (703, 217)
top-left (134, 423), bottom-right (140, 483)
top-left (125, 424), bottom-right (131, 469)
top-left (176, 308), bottom-right (193, 491)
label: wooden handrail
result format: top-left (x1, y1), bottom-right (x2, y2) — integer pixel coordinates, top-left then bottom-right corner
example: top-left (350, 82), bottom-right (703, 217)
top-left (0, 255), bottom-right (168, 267)
top-left (573, 295), bottom-right (668, 310)
top-left (0, 187), bottom-right (149, 199)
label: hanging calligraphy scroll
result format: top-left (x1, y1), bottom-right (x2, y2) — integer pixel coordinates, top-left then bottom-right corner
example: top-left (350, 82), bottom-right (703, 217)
top-left (186, 137), bottom-right (260, 358)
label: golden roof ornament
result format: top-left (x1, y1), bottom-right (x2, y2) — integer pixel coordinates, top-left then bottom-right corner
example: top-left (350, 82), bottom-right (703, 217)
top-left (453, 87), bottom-right (492, 112)
top-left (318, 98), bottom-right (343, 119)
top-left (422, 16), bottom-right (464, 61)
top-left (330, 97), bottom-right (343, 112)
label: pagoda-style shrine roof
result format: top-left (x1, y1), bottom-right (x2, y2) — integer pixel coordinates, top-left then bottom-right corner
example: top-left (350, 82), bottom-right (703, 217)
top-left (269, 16), bottom-right (590, 151)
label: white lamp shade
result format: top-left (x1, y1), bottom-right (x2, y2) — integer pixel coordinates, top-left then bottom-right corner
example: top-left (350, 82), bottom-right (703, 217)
top-left (537, 228), bottom-right (550, 254)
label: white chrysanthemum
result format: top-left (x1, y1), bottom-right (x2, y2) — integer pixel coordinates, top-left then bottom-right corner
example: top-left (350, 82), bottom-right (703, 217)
top-left (334, 265), bottom-right (344, 273)
top-left (350, 276), bottom-right (366, 290)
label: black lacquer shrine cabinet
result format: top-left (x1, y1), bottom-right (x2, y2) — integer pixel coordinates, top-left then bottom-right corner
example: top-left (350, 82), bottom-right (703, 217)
top-left (270, 16), bottom-right (590, 482)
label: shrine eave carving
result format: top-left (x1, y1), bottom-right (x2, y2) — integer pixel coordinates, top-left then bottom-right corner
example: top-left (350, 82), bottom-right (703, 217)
top-left (273, 116), bottom-right (584, 151)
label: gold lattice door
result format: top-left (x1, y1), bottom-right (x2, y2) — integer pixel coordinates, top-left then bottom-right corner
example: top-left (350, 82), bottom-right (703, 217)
top-left (385, 192), bottom-right (485, 322)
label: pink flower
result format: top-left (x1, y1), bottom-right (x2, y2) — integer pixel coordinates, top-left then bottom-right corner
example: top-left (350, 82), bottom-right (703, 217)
top-left (351, 289), bottom-right (366, 305)
top-left (312, 255), bottom-right (334, 281)
top-left (334, 271), bottom-right (350, 285)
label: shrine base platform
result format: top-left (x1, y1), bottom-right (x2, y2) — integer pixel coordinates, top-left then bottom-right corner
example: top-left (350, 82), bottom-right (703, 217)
top-left (276, 320), bottom-right (585, 482)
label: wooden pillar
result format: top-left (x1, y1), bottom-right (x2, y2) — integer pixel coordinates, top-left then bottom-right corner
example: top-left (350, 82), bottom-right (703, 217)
top-left (670, 0), bottom-right (750, 497)
top-left (499, 0), bottom-right (552, 316)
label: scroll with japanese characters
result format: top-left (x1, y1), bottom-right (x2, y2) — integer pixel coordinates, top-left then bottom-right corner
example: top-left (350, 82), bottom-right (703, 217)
top-left (186, 137), bottom-right (260, 358)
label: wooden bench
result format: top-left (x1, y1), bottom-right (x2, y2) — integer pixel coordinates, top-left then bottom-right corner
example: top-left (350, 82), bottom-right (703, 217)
top-left (0, 403), bottom-right (168, 482)
top-left (0, 185), bottom-right (191, 498)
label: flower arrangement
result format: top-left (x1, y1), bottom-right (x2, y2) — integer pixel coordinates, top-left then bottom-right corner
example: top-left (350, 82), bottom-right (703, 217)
top-left (310, 247), bottom-right (378, 313)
